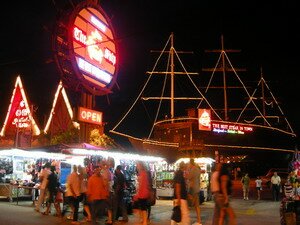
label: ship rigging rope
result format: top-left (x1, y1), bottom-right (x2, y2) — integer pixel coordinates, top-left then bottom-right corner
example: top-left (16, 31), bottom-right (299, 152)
top-left (223, 52), bottom-right (271, 126)
top-left (261, 77), bottom-right (295, 134)
top-left (110, 35), bottom-right (172, 134)
top-left (173, 48), bottom-right (223, 121)
top-left (236, 77), bottom-right (271, 126)
top-left (205, 144), bottom-right (295, 153)
top-left (147, 51), bottom-right (170, 139)
top-left (197, 52), bottom-right (223, 109)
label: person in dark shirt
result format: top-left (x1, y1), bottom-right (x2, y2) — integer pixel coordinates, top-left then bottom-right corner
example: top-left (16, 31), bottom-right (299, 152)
top-left (113, 165), bottom-right (128, 222)
top-left (171, 161), bottom-right (190, 225)
top-left (43, 166), bottom-right (61, 217)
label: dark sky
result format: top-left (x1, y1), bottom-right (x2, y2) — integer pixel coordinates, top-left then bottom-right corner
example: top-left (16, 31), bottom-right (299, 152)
top-left (0, 1), bottom-right (299, 145)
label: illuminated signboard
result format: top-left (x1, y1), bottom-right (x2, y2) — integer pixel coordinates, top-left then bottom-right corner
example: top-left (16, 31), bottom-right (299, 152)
top-left (212, 122), bottom-right (253, 135)
top-left (53, 1), bottom-right (117, 96)
top-left (72, 7), bottom-right (116, 88)
top-left (78, 107), bottom-right (103, 125)
top-left (198, 109), bottom-right (211, 131)
top-left (0, 76), bottom-right (40, 136)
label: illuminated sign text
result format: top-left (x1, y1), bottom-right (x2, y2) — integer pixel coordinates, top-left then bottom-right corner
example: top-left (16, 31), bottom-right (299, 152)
top-left (212, 122), bottom-right (253, 135)
top-left (78, 107), bottom-right (103, 125)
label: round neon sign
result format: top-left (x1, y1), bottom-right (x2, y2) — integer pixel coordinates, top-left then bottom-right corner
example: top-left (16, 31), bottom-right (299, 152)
top-left (53, 1), bottom-right (118, 96)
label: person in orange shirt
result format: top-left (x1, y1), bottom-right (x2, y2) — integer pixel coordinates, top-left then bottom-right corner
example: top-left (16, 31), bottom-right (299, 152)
top-left (87, 166), bottom-right (108, 225)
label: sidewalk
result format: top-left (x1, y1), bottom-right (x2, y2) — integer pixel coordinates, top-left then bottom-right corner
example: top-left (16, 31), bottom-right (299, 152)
top-left (0, 198), bottom-right (281, 225)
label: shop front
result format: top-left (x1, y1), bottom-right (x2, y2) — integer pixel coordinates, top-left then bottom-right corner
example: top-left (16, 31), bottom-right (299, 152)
top-left (154, 157), bottom-right (214, 201)
top-left (0, 148), bottom-right (66, 201)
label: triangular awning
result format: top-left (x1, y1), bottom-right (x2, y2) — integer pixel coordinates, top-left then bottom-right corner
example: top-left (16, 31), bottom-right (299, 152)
top-left (44, 81), bottom-right (79, 134)
top-left (0, 76), bottom-right (40, 137)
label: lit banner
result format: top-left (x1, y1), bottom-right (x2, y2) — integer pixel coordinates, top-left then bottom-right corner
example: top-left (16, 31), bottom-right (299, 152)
top-left (78, 107), bottom-right (103, 125)
top-left (73, 7), bottom-right (116, 88)
top-left (212, 122), bottom-right (253, 135)
top-left (198, 109), bottom-right (211, 131)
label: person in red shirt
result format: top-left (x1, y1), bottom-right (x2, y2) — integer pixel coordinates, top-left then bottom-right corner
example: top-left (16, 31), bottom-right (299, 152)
top-left (133, 162), bottom-right (150, 225)
top-left (87, 166), bottom-right (108, 225)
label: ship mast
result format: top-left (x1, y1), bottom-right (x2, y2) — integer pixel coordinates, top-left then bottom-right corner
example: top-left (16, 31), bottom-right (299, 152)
top-left (260, 67), bottom-right (266, 125)
top-left (202, 35), bottom-right (246, 121)
top-left (170, 33), bottom-right (175, 119)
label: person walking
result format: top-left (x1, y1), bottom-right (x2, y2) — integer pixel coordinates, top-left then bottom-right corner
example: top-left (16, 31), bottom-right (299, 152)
top-left (133, 161), bottom-right (151, 225)
top-left (271, 172), bottom-right (281, 201)
top-left (218, 163), bottom-right (236, 225)
top-left (241, 173), bottom-right (250, 200)
top-left (64, 165), bottom-right (81, 225)
top-left (43, 166), bottom-right (61, 216)
top-left (78, 165), bottom-right (92, 222)
top-left (171, 161), bottom-right (190, 225)
top-left (113, 165), bottom-right (128, 223)
top-left (87, 166), bottom-right (108, 225)
top-left (210, 163), bottom-right (222, 225)
top-left (186, 158), bottom-right (202, 225)
top-left (100, 159), bottom-right (114, 225)
top-left (35, 162), bottom-right (51, 212)
top-left (255, 176), bottom-right (262, 200)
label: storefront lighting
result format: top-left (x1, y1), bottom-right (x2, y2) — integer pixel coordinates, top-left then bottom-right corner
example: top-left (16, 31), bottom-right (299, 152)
top-left (0, 149), bottom-right (66, 160)
top-left (175, 157), bottom-right (215, 165)
top-left (71, 148), bottom-right (164, 162)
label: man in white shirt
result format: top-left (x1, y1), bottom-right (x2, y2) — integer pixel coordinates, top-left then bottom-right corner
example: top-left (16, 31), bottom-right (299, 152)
top-left (271, 172), bottom-right (281, 201)
top-left (64, 165), bottom-right (81, 224)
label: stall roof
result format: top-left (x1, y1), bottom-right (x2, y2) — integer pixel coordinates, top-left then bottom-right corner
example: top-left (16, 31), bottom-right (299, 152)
top-left (0, 148), bottom-right (66, 160)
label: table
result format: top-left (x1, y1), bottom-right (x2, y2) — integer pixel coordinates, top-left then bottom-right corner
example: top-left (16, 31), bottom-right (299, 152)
top-left (12, 185), bottom-right (38, 205)
top-left (0, 183), bottom-right (12, 201)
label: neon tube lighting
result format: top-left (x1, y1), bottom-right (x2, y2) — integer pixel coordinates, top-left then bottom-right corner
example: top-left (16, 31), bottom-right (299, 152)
top-left (71, 148), bottom-right (164, 162)
top-left (91, 16), bottom-right (107, 32)
top-left (0, 76), bottom-right (40, 136)
top-left (77, 57), bottom-right (112, 84)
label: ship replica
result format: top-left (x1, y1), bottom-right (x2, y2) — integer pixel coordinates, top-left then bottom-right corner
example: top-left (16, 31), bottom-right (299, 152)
top-left (111, 33), bottom-right (296, 162)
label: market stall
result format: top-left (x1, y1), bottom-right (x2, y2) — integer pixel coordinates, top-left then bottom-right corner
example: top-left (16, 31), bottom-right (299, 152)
top-left (154, 157), bottom-right (214, 200)
top-left (0, 148), bottom-right (66, 201)
top-left (279, 152), bottom-right (300, 225)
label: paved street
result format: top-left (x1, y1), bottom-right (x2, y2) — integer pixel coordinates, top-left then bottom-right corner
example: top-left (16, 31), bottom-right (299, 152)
top-left (0, 197), bottom-right (281, 225)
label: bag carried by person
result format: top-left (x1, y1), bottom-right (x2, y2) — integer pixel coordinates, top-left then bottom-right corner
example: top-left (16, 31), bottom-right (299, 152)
top-left (171, 205), bottom-right (181, 223)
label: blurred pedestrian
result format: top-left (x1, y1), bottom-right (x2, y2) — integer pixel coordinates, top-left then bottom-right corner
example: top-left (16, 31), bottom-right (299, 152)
top-left (78, 165), bottom-right (92, 222)
top-left (241, 173), bottom-right (250, 200)
top-left (113, 165), bottom-right (128, 222)
top-left (64, 165), bottom-right (81, 225)
top-left (271, 172), bottom-right (281, 201)
top-left (35, 162), bottom-right (51, 212)
top-left (255, 176), bottom-right (262, 200)
top-left (218, 163), bottom-right (236, 225)
top-left (186, 158), bottom-right (202, 225)
top-left (133, 161), bottom-right (151, 225)
top-left (210, 163), bottom-right (222, 225)
top-left (43, 166), bottom-right (61, 216)
top-left (87, 166), bottom-right (108, 225)
top-left (100, 159), bottom-right (114, 225)
top-left (171, 161), bottom-right (190, 225)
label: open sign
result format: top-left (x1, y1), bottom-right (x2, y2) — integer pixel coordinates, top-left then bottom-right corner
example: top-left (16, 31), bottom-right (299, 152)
top-left (78, 107), bottom-right (103, 125)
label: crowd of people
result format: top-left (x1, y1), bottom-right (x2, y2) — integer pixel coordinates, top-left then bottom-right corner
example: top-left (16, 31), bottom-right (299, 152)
top-left (30, 158), bottom-right (285, 225)
top-left (32, 159), bottom-right (155, 225)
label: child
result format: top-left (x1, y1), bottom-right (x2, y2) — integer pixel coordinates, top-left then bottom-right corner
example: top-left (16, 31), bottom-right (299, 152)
top-left (255, 176), bottom-right (262, 200)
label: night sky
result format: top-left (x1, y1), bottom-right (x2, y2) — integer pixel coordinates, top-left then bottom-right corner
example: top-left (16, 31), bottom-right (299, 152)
top-left (0, 1), bottom-right (299, 146)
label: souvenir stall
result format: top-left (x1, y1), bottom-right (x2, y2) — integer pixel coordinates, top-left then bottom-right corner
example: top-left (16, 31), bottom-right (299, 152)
top-left (0, 148), bottom-right (66, 201)
top-left (154, 157), bottom-right (214, 200)
top-left (65, 147), bottom-right (164, 210)
top-left (280, 152), bottom-right (300, 225)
